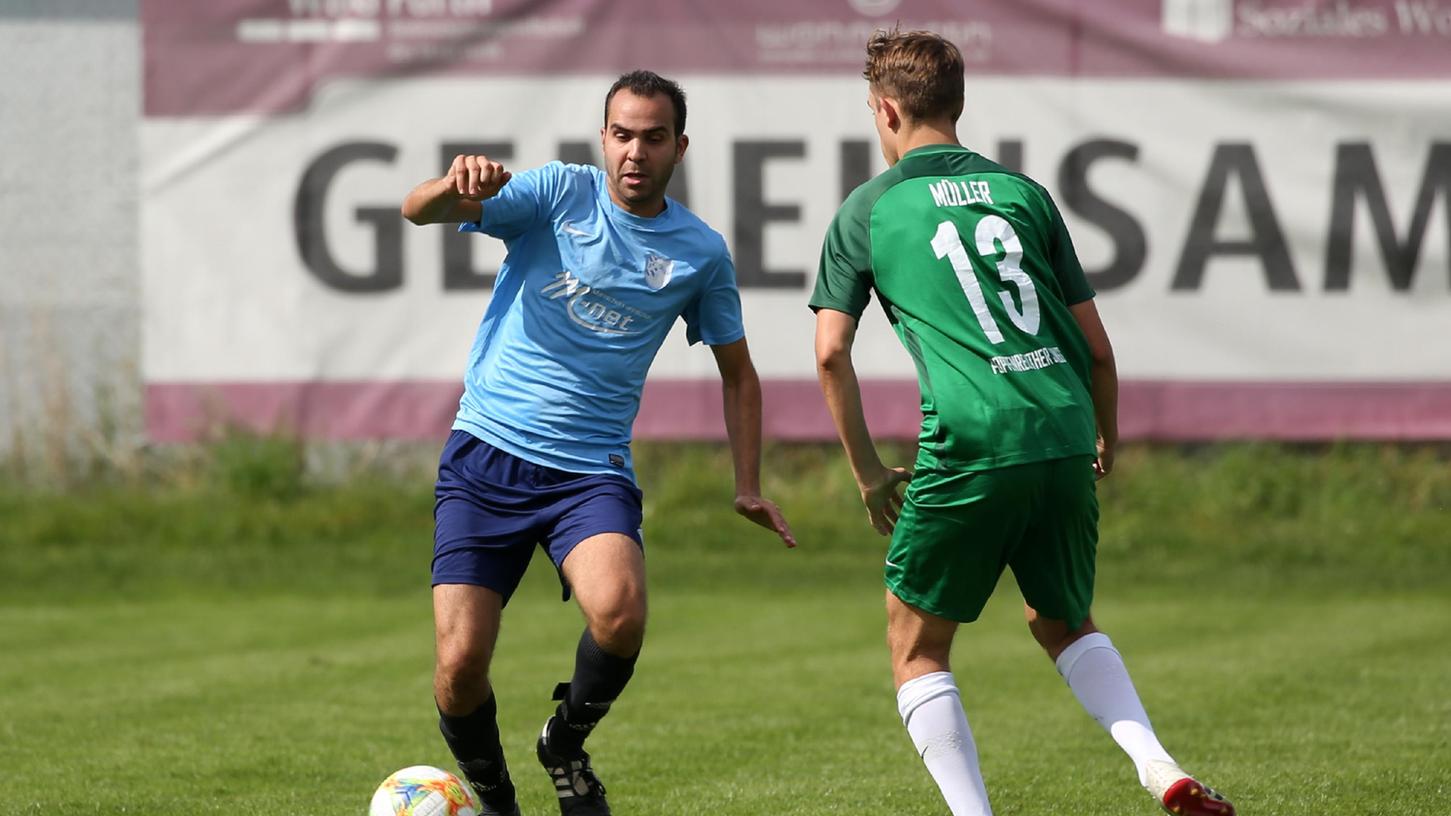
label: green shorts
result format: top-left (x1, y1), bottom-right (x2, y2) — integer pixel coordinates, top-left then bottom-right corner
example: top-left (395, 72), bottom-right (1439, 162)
top-left (885, 455), bottom-right (1099, 629)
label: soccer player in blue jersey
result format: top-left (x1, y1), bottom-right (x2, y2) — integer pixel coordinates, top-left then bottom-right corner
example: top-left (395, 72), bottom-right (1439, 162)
top-left (400, 71), bottom-right (796, 816)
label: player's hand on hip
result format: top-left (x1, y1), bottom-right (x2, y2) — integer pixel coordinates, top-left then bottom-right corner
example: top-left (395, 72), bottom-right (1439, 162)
top-left (1093, 435), bottom-right (1115, 480)
top-left (734, 495), bottom-right (797, 548)
top-left (447, 154), bottom-right (512, 200)
top-left (860, 466), bottom-right (912, 536)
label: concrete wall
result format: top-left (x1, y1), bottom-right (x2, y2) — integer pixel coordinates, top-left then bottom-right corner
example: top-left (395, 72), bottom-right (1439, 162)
top-left (0, 1), bottom-right (140, 460)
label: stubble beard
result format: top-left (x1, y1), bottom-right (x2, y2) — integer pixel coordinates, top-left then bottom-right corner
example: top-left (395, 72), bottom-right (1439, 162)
top-left (613, 166), bottom-right (672, 210)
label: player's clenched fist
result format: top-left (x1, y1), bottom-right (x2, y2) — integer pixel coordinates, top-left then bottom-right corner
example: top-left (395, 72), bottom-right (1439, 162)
top-left (447, 154), bottom-right (512, 200)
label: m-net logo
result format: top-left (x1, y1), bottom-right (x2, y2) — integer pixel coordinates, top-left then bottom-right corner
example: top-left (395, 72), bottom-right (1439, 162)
top-left (1163, 0), bottom-right (1451, 42)
top-left (541, 270), bottom-right (649, 336)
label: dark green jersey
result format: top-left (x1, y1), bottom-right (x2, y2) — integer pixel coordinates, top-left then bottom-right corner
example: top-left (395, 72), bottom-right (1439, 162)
top-left (811, 144), bottom-right (1097, 471)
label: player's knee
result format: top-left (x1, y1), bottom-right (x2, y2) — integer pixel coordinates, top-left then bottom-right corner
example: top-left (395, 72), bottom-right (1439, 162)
top-left (895, 640), bottom-right (950, 667)
top-left (888, 627), bottom-right (950, 670)
top-left (589, 598), bottom-right (647, 655)
top-left (1027, 613), bottom-right (1097, 659)
top-left (435, 648), bottom-right (486, 685)
top-left (434, 643), bottom-right (491, 710)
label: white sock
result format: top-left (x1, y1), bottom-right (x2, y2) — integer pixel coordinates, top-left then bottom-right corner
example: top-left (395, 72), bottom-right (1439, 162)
top-left (1055, 632), bottom-right (1176, 786)
top-left (896, 671), bottom-right (993, 816)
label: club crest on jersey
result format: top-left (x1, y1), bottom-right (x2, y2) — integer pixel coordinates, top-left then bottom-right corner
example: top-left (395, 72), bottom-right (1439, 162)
top-left (644, 253), bottom-right (673, 290)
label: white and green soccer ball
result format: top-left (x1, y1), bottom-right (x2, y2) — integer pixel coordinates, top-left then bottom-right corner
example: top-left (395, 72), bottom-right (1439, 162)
top-left (368, 765), bottom-right (483, 816)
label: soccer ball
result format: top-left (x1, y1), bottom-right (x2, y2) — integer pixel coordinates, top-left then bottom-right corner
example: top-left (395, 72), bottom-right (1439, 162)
top-left (368, 765), bottom-right (483, 816)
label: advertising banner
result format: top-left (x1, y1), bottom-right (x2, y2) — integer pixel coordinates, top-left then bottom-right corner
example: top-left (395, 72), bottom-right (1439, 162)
top-left (141, 0), bottom-right (1451, 441)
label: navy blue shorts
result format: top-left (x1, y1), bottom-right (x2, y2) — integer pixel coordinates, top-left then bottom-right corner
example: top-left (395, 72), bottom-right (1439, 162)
top-left (432, 430), bottom-right (643, 604)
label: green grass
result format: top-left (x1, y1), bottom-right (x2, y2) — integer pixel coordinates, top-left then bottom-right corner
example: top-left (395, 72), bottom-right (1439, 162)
top-left (2, 443), bottom-right (1449, 814)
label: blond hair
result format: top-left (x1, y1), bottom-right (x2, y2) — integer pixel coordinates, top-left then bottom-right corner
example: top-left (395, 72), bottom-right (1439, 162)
top-left (863, 28), bottom-right (965, 122)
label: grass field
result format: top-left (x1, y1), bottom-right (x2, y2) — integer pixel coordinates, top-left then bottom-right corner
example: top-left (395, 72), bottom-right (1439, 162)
top-left (2, 442), bottom-right (1449, 815)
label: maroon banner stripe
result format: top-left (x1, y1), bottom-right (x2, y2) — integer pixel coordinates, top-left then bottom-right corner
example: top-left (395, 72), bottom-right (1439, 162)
top-left (142, 0), bottom-right (1451, 115)
top-left (145, 379), bottom-right (1451, 443)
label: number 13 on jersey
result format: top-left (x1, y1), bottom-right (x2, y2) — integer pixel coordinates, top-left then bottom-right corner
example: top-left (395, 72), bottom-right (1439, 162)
top-left (930, 216), bottom-right (1040, 344)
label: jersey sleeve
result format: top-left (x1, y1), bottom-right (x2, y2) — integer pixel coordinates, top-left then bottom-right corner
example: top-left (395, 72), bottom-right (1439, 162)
top-left (1045, 192), bottom-right (1096, 305)
top-left (682, 248), bottom-right (746, 346)
top-left (809, 196), bottom-right (874, 319)
top-left (458, 161), bottom-right (567, 240)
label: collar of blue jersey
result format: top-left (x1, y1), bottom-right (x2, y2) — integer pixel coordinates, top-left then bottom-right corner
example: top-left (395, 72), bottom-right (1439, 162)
top-left (597, 175), bottom-right (680, 231)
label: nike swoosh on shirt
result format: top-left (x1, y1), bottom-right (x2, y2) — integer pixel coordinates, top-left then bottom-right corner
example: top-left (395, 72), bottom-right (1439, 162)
top-left (561, 223), bottom-right (592, 237)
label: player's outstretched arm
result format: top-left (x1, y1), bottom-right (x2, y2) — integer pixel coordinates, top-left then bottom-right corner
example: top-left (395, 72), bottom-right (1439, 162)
top-left (814, 309), bottom-right (911, 536)
top-left (400, 154), bottom-right (512, 225)
top-left (710, 338), bottom-right (797, 548)
top-left (1069, 299), bottom-right (1119, 479)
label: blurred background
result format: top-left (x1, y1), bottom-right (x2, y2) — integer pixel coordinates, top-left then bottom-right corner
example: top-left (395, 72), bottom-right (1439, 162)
top-left (2, 1), bottom-right (1448, 814)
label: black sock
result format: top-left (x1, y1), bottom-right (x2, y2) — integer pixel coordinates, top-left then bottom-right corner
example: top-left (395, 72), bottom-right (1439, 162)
top-left (439, 693), bottom-right (516, 806)
top-left (547, 628), bottom-right (639, 757)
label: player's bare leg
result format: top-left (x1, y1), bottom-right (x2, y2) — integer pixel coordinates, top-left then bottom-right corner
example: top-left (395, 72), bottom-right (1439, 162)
top-left (1027, 604), bottom-right (1235, 816)
top-left (537, 532), bottom-right (647, 816)
top-left (887, 590), bottom-right (993, 816)
top-left (433, 583), bottom-right (519, 815)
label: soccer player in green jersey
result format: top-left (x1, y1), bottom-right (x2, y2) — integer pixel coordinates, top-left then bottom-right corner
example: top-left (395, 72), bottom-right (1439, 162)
top-left (810, 29), bottom-right (1236, 816)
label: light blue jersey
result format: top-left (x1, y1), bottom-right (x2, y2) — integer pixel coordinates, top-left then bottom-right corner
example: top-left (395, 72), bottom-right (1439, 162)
top-left (453, 162), bottom-right (744, 481)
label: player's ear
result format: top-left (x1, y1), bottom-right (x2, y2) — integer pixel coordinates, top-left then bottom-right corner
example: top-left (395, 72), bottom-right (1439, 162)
top-left (881, 97), bottom-right (902, 132)
top-left (674, 133), bottom-right (689, 164)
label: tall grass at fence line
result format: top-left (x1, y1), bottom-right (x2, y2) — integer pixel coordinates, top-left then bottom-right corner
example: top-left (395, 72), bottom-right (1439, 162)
top-left (0, 309), bottom-right (149, 489)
